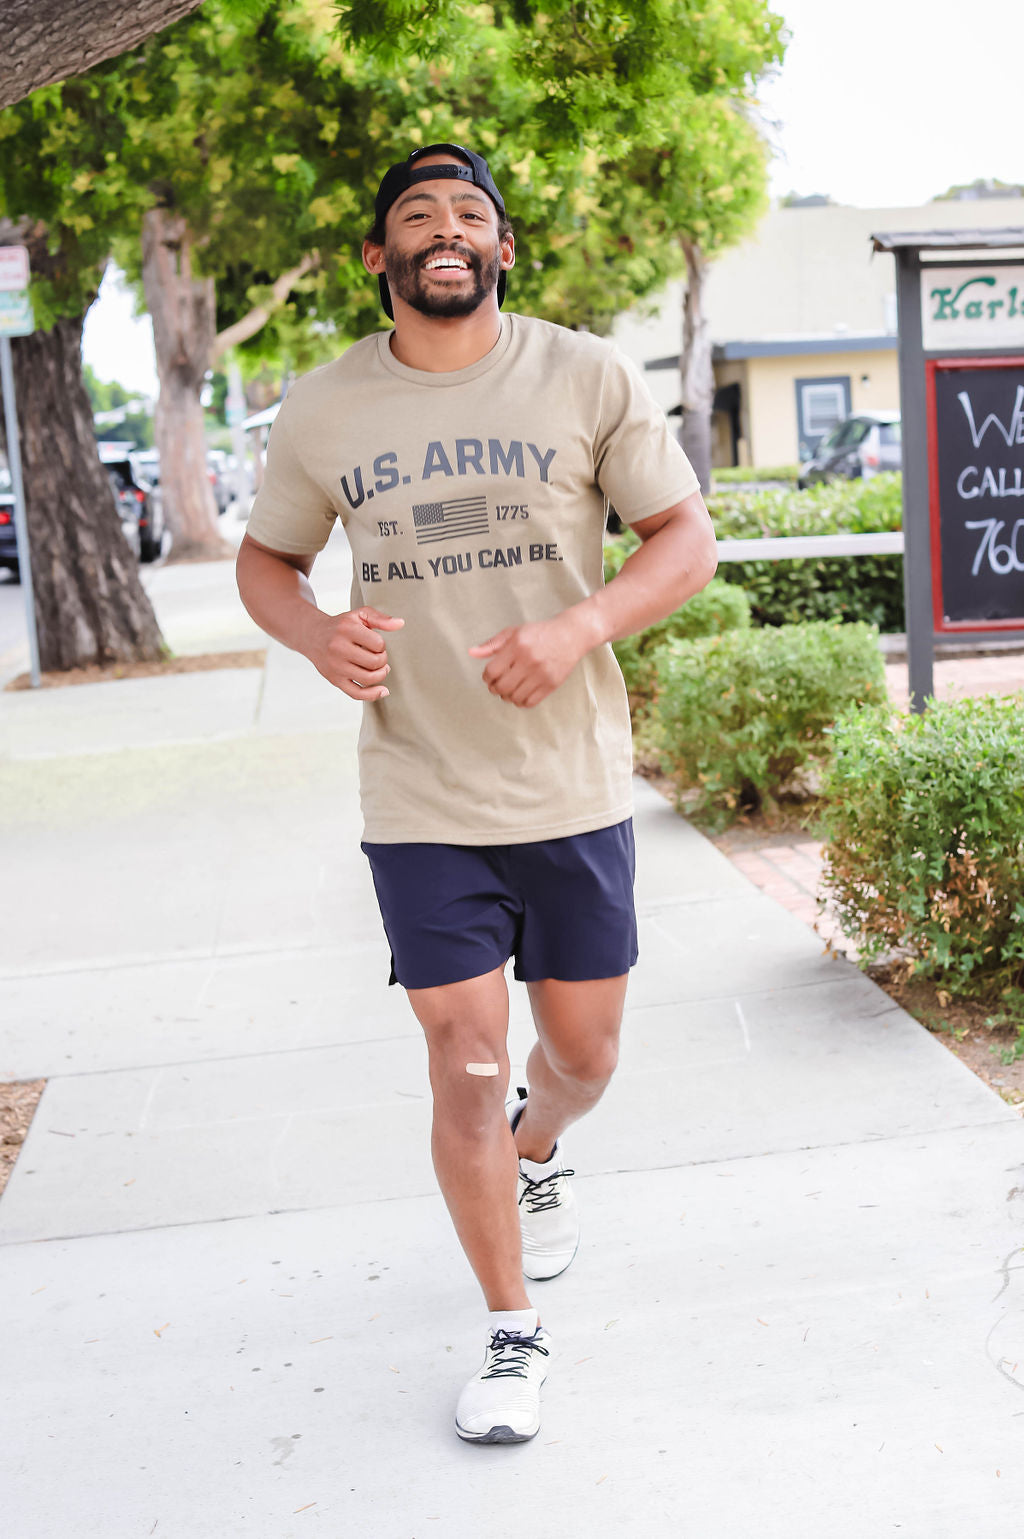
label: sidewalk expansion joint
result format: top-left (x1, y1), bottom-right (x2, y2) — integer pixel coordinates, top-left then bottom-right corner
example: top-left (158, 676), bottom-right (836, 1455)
top-left (1, 1115), bottom-right (1016, 1250)
top-left (1, 937), bottom-right (380, 982)
top-left (22, 1030), bottom-right (423, 1083)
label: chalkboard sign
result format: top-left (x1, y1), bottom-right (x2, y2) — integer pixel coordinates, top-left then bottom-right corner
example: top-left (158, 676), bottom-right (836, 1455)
top-left (927, 357), bottom-right (1024, 630)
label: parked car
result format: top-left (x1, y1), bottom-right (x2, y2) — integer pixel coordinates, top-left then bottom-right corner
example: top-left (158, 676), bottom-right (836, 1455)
top-left (132, 446), bottom-right (237, 514)
top-left (798, 411), bottom-right (901, 488)
top-left (0, 467), bottom-right (18, 578)
top-left (130, 448), bottom-right (161, 486)
top-left (98, 442), bottom-right (165, 562)
top-left (206, 449), bottom-right (237, 513)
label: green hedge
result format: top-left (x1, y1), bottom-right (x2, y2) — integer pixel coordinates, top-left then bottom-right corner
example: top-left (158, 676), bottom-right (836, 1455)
top-left (613, 579), bottom-right (751, 698)
top-left (708, 473), bottom-right (903, 540)
top-left (653, 621), bottom-right (888, 827)
top-left (605, 475), bottom-right (906, 632)
top-left (717, 552), bottom-right (904, 631)
top-left (712, 464), bottom-right (801, 486)
top-left (821, 698), bottom-right (1024, 999)
top-left (709, 474), bottom-right (905, 631)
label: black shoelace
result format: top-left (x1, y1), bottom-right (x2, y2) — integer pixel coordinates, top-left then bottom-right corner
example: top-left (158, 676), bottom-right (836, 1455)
top-left (481, 1329), bottom-right (550, 1380)
top-left (518, 1167), bottom-right (575, 1214)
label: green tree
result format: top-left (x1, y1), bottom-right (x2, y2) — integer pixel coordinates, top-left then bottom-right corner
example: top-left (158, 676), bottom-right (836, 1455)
top-left (83, 364), bottom-right (155, 448)
top-left (338, 0), bottom-right (786, 489)
top-left (0, 0), bottom-right (781, 667)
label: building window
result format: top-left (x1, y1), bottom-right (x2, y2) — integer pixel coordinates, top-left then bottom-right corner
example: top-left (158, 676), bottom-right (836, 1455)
top-left (795, 375), bottom-right (851, 460)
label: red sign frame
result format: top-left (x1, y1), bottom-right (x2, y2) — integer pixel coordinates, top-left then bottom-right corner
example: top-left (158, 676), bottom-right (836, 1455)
top-left (925, 354), bottom-right (1024, 632)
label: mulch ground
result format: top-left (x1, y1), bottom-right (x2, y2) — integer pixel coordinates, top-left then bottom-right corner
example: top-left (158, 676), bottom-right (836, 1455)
top-left (0, 1080), bottom-right (45, 1198)
top-left (5, 649), bottom-right (266, 692)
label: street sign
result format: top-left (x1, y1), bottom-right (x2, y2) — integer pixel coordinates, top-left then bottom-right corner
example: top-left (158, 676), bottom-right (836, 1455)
top-left (0, 246), bottom-right (30, 291)
top-left (922, 264), bottom-right (1024, 352)
top-left (872, 228), bottom-right (1024, 708)
top-left (0, 243), bottom-right (41, 686)
top-left (0, 289), bottom-right (34, 338)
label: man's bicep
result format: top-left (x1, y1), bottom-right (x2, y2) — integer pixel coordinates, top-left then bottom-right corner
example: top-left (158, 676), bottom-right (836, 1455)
top-left (239, 531), bottom-right (316, 577)
top-left (629, 490), bottom-right (712, 544)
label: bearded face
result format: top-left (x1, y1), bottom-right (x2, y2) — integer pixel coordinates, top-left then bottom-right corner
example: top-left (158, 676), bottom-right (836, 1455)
top-left (383, 237), bottom-right (505, 319)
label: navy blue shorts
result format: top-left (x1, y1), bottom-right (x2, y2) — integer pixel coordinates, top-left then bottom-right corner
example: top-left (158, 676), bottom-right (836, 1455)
top-left (361, 820), bottom-right (637, 990)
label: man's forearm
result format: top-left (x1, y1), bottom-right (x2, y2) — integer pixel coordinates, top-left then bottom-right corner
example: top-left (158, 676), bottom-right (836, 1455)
top-left (569, 497), bottom-right (718, 652)
top-left (236, 535), bottom-right (328, 660)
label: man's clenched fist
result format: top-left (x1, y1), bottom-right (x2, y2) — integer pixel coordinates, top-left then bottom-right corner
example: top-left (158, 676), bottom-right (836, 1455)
top-left (312, 606), bottom-right (404, 700)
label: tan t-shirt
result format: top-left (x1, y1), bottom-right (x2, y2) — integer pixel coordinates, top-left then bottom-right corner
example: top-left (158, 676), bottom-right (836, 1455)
top-left (247, 313), bottom-right (699, 844)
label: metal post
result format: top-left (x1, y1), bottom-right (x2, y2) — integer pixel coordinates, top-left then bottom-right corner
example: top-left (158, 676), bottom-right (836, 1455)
top-left (893, 250), bottom-right (933, 712)
top-left (0, 333), bottom-right (41, 687)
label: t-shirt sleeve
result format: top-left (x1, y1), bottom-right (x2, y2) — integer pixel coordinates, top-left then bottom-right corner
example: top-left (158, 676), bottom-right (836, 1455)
top-left (593, 348), bottom-right (700, 523)
top-left (246, 400), bottom-right (339, 556)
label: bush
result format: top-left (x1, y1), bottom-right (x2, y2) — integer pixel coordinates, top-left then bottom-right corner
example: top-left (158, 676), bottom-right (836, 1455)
top-left (613, 578), bottom-right (751, 698)
top-left (654, 620), bottom-right (888, 827)
top-left (712, 464), bottom-right (801, 486)
top-left (821, 697), bottom-right (1024, 999)
top-left (603, 530), bottom-right (640, 582)
top-left (707, 474), bottom-right (905, 631)
top-left (708, 474), bottom-right (903, 540)
top-left (718, 552), bottom-right (904, 631)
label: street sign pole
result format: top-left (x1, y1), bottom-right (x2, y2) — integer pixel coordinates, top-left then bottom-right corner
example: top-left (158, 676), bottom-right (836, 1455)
top-left (892, 248), bottom-right (933, 712)
top-left (0, 332), bottom-right (41, 687)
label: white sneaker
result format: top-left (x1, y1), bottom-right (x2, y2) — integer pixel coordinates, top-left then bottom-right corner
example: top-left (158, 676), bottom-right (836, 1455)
top-left (507, 1087), bottom-right (580, 1281)
top-left (455, 1326), bottom-right (552, 1443)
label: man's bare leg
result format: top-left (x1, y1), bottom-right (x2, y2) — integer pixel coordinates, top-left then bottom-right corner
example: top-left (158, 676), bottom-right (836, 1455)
top-left (406, 965), bottom-right (531, 1311)
top-left (513, 975), bottom-right (628, 1162)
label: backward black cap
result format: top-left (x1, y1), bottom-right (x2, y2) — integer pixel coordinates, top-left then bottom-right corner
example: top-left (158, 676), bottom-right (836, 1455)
top-left (372, 143), bottom-right (508, 321)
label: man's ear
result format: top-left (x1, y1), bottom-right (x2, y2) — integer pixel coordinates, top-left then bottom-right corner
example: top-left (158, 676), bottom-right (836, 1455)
top-left (362, 239), bottom-right (385, 276)
top-left (500, 233), bottom-right (515, 272)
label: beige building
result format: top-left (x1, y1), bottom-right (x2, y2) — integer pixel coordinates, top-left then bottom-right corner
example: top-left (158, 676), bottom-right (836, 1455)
top-left (611, 194), bottom-right (1024, 468)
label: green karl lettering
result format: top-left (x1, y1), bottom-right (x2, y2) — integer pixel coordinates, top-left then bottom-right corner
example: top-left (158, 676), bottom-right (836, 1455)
top-left (929, 275), bottom-right (1021, 322)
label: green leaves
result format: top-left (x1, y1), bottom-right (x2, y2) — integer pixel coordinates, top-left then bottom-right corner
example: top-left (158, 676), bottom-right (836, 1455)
top-left (0, 0), bottom-right (783, 365)
top-left (822, 697), bottom-right (1024, 999)
top-left (651, 620), bottom-right (887, 829)
top-left (708, 474), bottom-right (906, 632)
top-left (612, 575), bottom-right (751, 698)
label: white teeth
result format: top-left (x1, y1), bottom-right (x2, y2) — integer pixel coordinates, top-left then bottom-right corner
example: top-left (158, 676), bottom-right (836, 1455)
top-left (424, 258), bottom-right (468, 270)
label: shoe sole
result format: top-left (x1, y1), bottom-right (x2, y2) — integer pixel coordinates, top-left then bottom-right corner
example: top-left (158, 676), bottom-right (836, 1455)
top-left (455, 1371), bottom-right (548, 1444)
top-left (455, 1421), bottom-right (539, 1444)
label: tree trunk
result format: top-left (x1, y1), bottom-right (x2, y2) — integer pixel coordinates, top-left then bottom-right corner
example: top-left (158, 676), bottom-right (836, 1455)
top-left (0, 0), bottom-right (205, 111)
top-left (8, 302), bottom-right (165, 672)
top-left (142, 206), bottom-right (229, 561)
top-left (679, 238), bottom-right (714, 497)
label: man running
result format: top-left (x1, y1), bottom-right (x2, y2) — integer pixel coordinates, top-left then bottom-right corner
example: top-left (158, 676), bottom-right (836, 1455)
top-left (236, 143), bottom-right (717, 1444)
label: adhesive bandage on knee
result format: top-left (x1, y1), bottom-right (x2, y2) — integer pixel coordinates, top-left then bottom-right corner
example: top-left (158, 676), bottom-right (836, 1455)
top-left (465, 1062), bottom-right (500, 1077)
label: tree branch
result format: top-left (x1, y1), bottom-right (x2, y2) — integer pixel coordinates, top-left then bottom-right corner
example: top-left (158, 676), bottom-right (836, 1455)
top-left (211, 253), bottom-right (319, 364)
top-left (0, 0), bottom-right (206, 111)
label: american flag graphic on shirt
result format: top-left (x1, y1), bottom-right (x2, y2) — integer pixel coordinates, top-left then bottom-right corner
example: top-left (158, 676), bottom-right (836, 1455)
top-left (412, 495), bottom-right (489, 545)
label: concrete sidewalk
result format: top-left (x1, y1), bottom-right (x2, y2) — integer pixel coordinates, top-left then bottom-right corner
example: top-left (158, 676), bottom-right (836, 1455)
top-left (1, 549), bottom-right (1022, 1538)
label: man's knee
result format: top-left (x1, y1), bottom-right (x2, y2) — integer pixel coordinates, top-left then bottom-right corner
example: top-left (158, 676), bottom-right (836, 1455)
top-left (421, 1017), bottom-right (508, 1100)
top-left (546, 1029), bottom-right (619, 1089)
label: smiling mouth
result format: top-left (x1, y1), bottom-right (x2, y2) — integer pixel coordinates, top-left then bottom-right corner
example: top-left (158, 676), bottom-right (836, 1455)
top-left (421, 254), bottom-right (471, 273)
